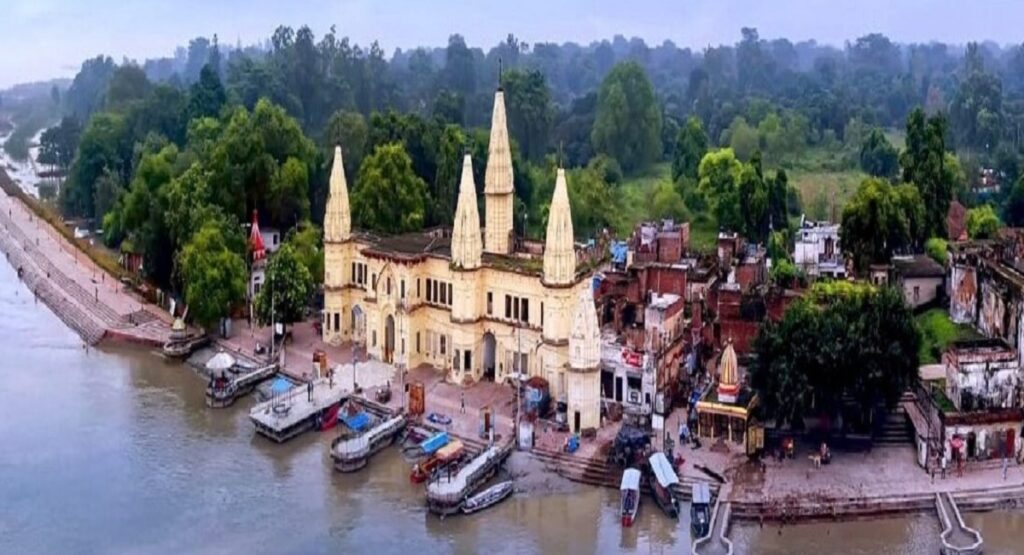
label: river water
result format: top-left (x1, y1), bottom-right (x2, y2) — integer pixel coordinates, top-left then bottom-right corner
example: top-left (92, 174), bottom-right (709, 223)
top-left (0, 259), bottom-right (1021, 554)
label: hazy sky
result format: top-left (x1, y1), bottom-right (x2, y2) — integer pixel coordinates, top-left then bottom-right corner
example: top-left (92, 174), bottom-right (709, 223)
top-left (2, 0), bottom-right (1022, 88)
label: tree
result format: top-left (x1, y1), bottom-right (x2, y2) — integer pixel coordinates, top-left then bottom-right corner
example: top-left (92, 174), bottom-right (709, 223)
top-left (501, 69), bottom-right (553, 162)
top-left (1005, 174), bottom-right (1024, 227)
top-left (268, 157), bottom-right (311, 226)
top-left (431, 125), bottom-right (465, 226)
top-left (697, 148), bottom-right (743, 231)
top-left (722, 116), bottom-right (758, 161)
top-left (672, 116), bottom-right (708, 184)
top-left (925, 237), bottom-right (948, 265)
top-left (737, 161), bottom-right (769, 242)
top-left (841, 177), bottom-right (922, 271)
top-left (253, 244), bottom-right (314, 329)
top-left (188, 64), bottom-right (227, 121)
top-left (65, 55), bottom-right (116, 120)
top-left (566, 162), bottom-right (620, 238)
top-left (591, 62), bottom-right (662, 174)
top-left (38, 117), bottom-right (81, 172)
top-left (751, 284), bottom-right (920, 430)
top-left (105, 64), bottom-right (150, 110)
top-left (62, 112), bottom-right (129, 219)
top-left (351, 143), bottom-right (429, 234)
top-left (901, 108), bottom-right (953, 239)
top-left (176, 217), bottom-right (247, 330)
top-left (322, 110), bottom-right (368, 182)
top-left (286, 224), bottom-right (324, 284)
top-left (859, 128), bottom-right (899, 178)
top-left (966, 205), bottom-right (1001, 239)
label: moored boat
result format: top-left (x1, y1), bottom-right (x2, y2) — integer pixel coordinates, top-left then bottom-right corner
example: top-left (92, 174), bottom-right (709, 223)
top-left (648, 452), bottom-right (681, 519)
top-left (461, 480), bottom-right (514, 514)
top-left (690, 482), bottom-right (712, 538)
top-left (620, 468), bottom-right (641, 527)
top-left (331, 413), bottom-right (407, 472)
top-left (411, 439), bottom-right (464, 483)
top-left (162, 334), bottom-right (209, 358)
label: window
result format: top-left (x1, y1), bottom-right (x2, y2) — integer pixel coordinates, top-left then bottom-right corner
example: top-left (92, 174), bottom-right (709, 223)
top-left (487, 292), bottom-right (493, 315)
top-left (440, 335), bottom-right (447, 355)
top-left (454, 349), bottom-right (461, 370)
top-left (333, 313), bottom-right (339, 332)
top-left (372, 330), bottom-right (377, 347)
top-left (417, 279), bottom-right (421, 298)
top-left (505, 295), bottom-right (512, 318)
top-left (440, 283), bottom-right (447, 305)
top-left (464, 350), bottom-right (471, 372)
top-left (426, 279), bottom-right (433, 302)
top-left (386, 277), bottom-right (391, 296)
top-left (352, 262), bottom-right (356, 281)
top-left (416, 332), bottom-right (421, 353)
top-left (448, 283), bottom-right (452, 304)
top-left (372, 273), bottom-right (376, 289)
top-left (513, 297), bottom-right (520, 320)
top-left (521, 299), bottom-right (529, 323)
top-left (913, 286), bottom-right (920, 303)
top-left (541, 302), bottom-right (544, 326)
top-left (401, 338), bottom-right (405, 355)
top-left (401, 279), bottom-right (405, 299)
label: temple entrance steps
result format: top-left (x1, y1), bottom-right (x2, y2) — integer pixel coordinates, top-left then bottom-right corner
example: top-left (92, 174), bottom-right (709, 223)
top-left (876, 395), bottom-right (915, 446)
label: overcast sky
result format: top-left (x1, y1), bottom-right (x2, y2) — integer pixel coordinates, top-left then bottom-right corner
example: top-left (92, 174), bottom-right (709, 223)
top-left (2, 0), bottom-right (1022, 88)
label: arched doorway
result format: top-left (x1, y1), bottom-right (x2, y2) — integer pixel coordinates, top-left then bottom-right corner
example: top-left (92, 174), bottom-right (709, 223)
top-left (483, 332), bottom-right (496, 381)
top-left (384, 314), bottom-right (395, 364)
top-left (351, 305), bottom-right (365, 344)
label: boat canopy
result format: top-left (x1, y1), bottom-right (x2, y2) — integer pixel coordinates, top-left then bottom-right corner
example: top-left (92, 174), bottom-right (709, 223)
top-left (342, 411), bottom-right (371, 432)
top-left (648, 452), bottom-right (680, 488)
top-left (420, 431), bottom-right (450, 455)
top-left (436, 439), bottom-right (464, 461)
top-left (692, 482), bottom-right (711, 505)
top-left (205, 352), bottom-right (236, 372)
top-left (270, 377), bottom-right (293, 394)
top-left (620, 468), bottom-right (641, 491)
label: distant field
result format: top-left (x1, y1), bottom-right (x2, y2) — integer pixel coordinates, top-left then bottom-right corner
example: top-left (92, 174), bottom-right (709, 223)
top-left (615, 162), bottom-right (720, 251)
top-left (789, 168), bottom-right (867, 221)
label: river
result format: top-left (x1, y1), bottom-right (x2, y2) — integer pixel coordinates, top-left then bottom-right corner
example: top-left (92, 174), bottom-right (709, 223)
top-left (0, 258), bottom-right (1020, 554)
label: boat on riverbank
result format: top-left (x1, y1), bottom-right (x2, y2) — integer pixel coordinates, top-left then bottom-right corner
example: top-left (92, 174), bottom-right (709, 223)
top-left (620, 468), bottom-right (641, 527)
top-left (691, 482), bottom-right (712, 538)
top-left (412, 438), bottom-right (465, 483)
top-left (426, 441), bottom-right (514, 516)
top-left (461, 480), bottom-right (514, 515)
top-left (331, 413), bottom-right (407, 472)
top-left (163, 334), bottom-right (209, 359)
top-left (205, 363), bottom-right (279, 408)
top-left (649, 452), bottom-right (680, 519)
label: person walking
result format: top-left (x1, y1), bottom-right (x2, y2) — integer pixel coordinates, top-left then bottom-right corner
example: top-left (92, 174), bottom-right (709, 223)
top-left (307, 380), bottom-right (313, 402)
top-left (941, 454), bottom-right (947, 479)
top-left (1003, 455), bottom-right (1009, 481)
top-left (460, 391), bottom-right (466, 414)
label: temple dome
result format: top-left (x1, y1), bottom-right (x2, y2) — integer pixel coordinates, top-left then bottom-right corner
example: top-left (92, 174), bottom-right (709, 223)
top-left (717, 339), bottom-right (740, 403)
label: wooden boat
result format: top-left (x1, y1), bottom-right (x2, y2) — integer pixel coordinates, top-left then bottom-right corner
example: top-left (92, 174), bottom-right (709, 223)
top-left (690, 482), bottom-right (712, 538)
top-left (620, 468), bottom-right (641, 527)
top-left (411, 439), bottom-right (464, 483)
top-left (648, 452), bottom-right (680, 519)
top-left (461, 480), bottom-right (514, 514)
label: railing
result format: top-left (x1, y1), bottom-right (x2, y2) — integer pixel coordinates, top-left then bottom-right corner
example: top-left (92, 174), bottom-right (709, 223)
top-left (936, 492), bottom-right (983, 555)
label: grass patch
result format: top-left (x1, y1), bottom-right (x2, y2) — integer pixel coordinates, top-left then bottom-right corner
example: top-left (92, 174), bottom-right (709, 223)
top-left (615, 162), bottom-right (719, 252)
top-left (916, 308), bottom-right (981, 364)
top-left (788, 167), bottom-right (866, 221)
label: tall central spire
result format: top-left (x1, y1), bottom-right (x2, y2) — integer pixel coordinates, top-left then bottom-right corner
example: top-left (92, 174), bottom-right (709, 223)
top-left (484, 89), bottom-right (514, 254)
top-left (324, 146), bottom-right (351, 243)
top-left (543, 168), bottom-right (576, 286)
top-left (450, 154), bottom-right (482, 270)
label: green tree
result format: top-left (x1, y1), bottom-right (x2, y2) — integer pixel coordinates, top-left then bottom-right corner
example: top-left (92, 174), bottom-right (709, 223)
top-left (351, 143), bottom-right (429, 234)
top-left (697, 148), bottom-right (743, 231)
top-left (187, 64), bottom-right (227, 121)
top-left (253, 244), bottom-right (315, 329)
top-left (859, 128), bottom-right (899, 178)
top-left (501, 69), bottom-right (553, 162)
top-left (751, 284), bottom-right (919, 430)
top-left (176, 217), bottom-right (247, 330)
top-left (591, 62), bottom-right (662, 174)
top-left (105, 64), bottom-right (150, 110)
top-left (286, 224), bottom-right (324, 284)
top-left (1004, 174), bottom-right (1024, 227)
top-left (966, 205), bottom-right (1001, 239)
top-left (737, 161), bottom-right (769, 241)
top-left (900, 108), bottom-right (953, 239)
top-left (322, 110), bottom-right (368, 182)
top-left (925, 237), bottom-right (948, 265)
top-left (672, 116), bottom-right (709, 184)
top-left (841, 177), bottom-right (922, 271)
top-left (92, 169), bottom-right (125, 227)
top-left (431, 125), bottom-right (465, 226)
top-left (721, 116), bottom-right (758, 162)
top-left (62, 112), bottom-right (129, 219)
top-left (38, 117), bottom-right (81, 172)
top-left (269, 157), bottom-right (311, 227)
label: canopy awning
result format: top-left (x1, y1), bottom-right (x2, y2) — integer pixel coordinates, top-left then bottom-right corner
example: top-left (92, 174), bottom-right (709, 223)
top-left (648, 452), bottom-right (680, 488)
top-left (205, 352), bottom-right (236, 372)
top-left (620, 468), bottom-right (641, 491)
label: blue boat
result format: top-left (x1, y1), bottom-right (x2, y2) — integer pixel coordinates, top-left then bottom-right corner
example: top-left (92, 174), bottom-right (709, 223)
top-left (342, 411), bottom-right (371, 432)
top-left (420, 431), bottom-right (450, 455)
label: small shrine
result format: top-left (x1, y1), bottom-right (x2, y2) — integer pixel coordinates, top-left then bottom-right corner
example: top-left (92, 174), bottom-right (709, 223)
top-left (695, 340), bottom-right (758, 445)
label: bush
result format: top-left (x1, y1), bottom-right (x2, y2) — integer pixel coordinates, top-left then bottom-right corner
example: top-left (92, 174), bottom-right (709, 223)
top-left (925, 237), bottom-right (948, 265)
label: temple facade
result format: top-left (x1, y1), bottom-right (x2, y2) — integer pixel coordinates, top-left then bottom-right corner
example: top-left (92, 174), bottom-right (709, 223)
top-left (321, 89), bottom-right (600, 432)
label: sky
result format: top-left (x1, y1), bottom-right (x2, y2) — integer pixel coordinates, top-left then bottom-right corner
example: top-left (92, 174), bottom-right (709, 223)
top-left (2, 0), bottom-right (1023, 88)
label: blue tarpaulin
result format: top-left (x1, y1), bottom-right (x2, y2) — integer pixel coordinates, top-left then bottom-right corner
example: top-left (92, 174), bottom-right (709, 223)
top-left (420, 431), bottom-right (449, 455)
top-left (342, 411), bottom-right (371, 432)
top-left (270, 377), bottom-right (293, 394)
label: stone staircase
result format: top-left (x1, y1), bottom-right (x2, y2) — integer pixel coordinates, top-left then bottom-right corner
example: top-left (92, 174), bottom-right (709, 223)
top-left (875, 392), bottom-right (915, 446)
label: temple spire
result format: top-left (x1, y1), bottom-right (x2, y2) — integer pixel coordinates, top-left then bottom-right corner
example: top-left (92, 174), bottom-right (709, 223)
top-left (543, 168), bottom-right (575, 285)
top-left (484, 88), bottom-right (514, 254)
top-left (324, 146), bottom-right (351, 243)
top-left (450, 154), bottom-right (482, 270)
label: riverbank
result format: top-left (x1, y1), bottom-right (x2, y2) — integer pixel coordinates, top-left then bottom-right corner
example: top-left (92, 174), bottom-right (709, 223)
top-left (0, 168), bottom-right (177, 347)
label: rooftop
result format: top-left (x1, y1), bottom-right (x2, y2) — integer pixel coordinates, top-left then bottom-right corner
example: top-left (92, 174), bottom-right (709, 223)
top-left (891, 254), bottom-right (945, 278)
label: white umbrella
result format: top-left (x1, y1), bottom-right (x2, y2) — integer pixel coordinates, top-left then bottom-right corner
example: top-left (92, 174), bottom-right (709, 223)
top-left (205, 352), bottom-right (236, 375)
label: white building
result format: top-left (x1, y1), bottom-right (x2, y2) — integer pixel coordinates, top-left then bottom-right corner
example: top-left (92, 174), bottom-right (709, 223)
top-left (793, 216), bottom-right (845, 279)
